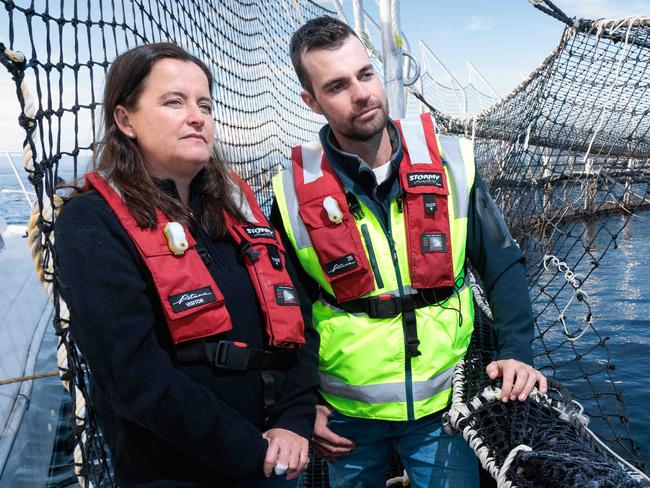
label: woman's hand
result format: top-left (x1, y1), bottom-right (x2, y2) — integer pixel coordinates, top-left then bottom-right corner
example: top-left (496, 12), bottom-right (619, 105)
top-left (262, 428), bottom-right (310, 480)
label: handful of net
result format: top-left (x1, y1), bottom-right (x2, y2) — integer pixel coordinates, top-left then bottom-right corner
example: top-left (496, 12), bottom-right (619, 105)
top-left (444, 290), bottom-right (650, 488)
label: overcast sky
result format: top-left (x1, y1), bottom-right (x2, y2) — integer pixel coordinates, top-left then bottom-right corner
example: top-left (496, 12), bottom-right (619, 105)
top-left (1, 0), bottom-right (648, 152)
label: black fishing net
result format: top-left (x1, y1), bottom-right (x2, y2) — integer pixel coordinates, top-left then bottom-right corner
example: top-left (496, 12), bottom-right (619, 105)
top-left (1, 0), bottom-right (649, 486)
top-left (445, 287), bottom-right (649, 487)
top-left (426, 2), bottom-right (650, 476)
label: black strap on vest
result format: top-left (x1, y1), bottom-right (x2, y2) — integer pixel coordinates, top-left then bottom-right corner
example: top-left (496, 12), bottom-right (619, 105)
top-left (321, 287), bottom-right (454, 358)
top-left (321, 287), bottom-right (454, 318)
top-left (175, 340), bottom-right (274, 371)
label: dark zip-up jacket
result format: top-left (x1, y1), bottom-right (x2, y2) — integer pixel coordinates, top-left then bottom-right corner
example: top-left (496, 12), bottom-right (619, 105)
top-left (54, 174), bottom-right (319, 487)
top-left (271, 120), bottom-right (534, 366)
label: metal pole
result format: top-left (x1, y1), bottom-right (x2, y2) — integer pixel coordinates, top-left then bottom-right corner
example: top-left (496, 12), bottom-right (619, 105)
top-left (352, 0), bottom-right (366, 37)
top-left (379, 0), bottom-right (405, 118)
top-left (331, 0), bottom-right (350, 24)
top-left (467, 61), bottom-right (500, 100)
top-left (419, 41), bottom-right (466, 117)
top-left (4, 152), bottom-right (33, 207)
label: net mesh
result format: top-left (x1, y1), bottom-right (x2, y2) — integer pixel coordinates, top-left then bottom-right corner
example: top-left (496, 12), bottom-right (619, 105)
top-left (446, 284), bottom-right (648, 487)
top-left (1, 0), bottom-right (649, 486)
top-left (427, 14), bottom-right (650, 472)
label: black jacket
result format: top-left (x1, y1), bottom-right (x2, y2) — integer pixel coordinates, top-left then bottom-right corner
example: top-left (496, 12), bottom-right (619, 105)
top-left (271, 120), bottom-right (534, 365)
top-left (54, 176), bottom-right (319, 487)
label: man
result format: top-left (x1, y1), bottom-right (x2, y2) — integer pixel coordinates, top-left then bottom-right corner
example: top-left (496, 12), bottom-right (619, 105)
top-left (271, 16), bottom-right (547, 488)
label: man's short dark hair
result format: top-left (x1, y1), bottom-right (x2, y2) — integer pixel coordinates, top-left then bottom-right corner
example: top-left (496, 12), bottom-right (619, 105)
top-left (290, 16), bottom-right (359, 94)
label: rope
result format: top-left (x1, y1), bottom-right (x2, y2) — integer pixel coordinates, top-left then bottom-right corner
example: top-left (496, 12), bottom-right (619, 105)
top-left (497, 445), bottom-right (532, 488)
top-left (543, 255), bottom-right (593, 342)
top-left (528, 0), bottom-right (574, 27)
top-left (385, 470), bottom-right (410, 487)
top-left (0, 370), bottom-right (59, 386)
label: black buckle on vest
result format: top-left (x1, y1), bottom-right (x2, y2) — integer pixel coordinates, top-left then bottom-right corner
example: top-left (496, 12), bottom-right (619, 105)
top-left (195, 242), bottom-right (214, 266)
top-left (346, 192), bottom-right (365, 220)
top-left (214, 341), bottom-right (251, 371)
top-left (396, 189), bottom-right (405, 213)
top-left (240, 242), bottom-right (261, 263)
top-left (368, 295), bottom-right (401, 318)
top-left (176, 340), bottom-right (276, 371)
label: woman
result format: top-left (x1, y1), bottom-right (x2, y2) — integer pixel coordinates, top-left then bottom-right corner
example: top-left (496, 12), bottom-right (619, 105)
top-left (54, 43), bottom-right (319, 487)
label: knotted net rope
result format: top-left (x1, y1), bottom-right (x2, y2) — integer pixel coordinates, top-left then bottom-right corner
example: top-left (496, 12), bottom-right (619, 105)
top-left (443, 274), bottom-right (649, 487)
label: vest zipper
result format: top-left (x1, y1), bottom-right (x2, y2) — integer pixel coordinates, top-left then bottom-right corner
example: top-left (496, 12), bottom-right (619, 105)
top-left (360, 224), bottom-right (384, 289)
top-left (385, 220), bottom-right (415, 421)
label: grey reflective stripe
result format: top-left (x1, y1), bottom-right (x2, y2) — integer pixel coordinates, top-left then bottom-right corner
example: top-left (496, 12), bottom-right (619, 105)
top-left (399, 115), bottom-right (432, 165)
top-left (227, 177), bottom-right (257, 223)
top-left (320, 365), bottom-right (455, 404)
top-left (281, 166), bottom-right (313, 250)
top-left (301, 140), bottom-right (324, 184)
top-left (439, 135), bottom-right (470, 218)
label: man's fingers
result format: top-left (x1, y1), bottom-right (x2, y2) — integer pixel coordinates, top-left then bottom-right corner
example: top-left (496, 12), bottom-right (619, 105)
top-left (538, 371), bottom-right (548, 394)
top-left (501, 361), bottom-right (516, 401)
top-left (487, 360), bottom-right (548, 401)
top-left (486, 361), bottom-right (499, 379)
top-left (510, 366), bottom-right (529, 400)
top-left (312, 436), bottom-right (354, 460)
top-left (313, 425), bottom-right (355, 448)
top-left (519, 368), bottom-right (538, 400)
top-left (312, 442), bottom-right (337, 462)
top-left (312, 436), bottom-right (355, 456)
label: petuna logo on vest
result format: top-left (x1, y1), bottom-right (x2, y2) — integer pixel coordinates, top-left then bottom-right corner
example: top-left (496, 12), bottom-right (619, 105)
top-left (407, 172), bottom-right (443, 188)
top-left (244, 226), bottom-right (276, 240)
top-left (324, 254), bottom-right (358, 277)
top-left (169, 286), bottom-right (217, 313)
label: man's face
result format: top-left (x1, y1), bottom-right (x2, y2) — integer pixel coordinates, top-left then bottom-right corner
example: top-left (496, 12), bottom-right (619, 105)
top-left (300, 35), bottom-right (388, 141)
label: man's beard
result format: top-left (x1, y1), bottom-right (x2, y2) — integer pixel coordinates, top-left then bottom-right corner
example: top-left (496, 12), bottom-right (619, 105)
top-left (325, 99), bottom-right (390, 141)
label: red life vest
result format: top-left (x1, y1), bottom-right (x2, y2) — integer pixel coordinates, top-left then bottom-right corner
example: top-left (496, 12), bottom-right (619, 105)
top-left (290, 113), bottom-right (455, 302)
top-left (85, 171), bottom-right (305, 347)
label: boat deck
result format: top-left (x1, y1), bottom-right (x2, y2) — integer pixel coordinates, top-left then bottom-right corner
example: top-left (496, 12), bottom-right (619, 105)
top-left (0, 223), bottom-right (53, 473)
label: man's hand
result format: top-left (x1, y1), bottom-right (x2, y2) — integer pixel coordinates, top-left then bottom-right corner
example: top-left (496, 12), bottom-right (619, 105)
top-left (311, 404), bottom-right (355, 461)
top-left (262, 428), bottom-right (309, 480)
top-left (486, 359), bottom-right (548, 402)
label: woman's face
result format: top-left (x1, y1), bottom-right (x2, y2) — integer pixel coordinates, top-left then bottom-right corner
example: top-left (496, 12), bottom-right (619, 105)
top-left (117, 58), bottom-right (215, 182)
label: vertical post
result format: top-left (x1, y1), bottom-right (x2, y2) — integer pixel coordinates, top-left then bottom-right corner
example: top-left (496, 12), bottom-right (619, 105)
top-left (379, 0), bottom-right (405, 118)
top-left (352, 0), bottom-right (365, 37)
top-left (4, 151), bottom-right (33, 208)
top-left (331, 0), bottom-right (350, 24)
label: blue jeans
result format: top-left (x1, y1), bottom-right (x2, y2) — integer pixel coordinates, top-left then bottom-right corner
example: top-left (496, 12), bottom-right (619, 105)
top-left (326, 410), bottom-right (479, 488)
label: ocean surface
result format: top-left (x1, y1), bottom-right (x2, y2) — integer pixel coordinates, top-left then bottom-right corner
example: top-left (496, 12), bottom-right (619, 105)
top-left (1, 163), bottom-right (649, 474)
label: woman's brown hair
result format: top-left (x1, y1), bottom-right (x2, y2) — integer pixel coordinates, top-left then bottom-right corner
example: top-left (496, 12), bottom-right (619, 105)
top-left (91, 42), bottom-right (243, 237)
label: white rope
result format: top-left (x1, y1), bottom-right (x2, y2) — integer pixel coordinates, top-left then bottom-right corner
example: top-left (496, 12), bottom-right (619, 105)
top-left (581, 423), bottom-right (650, 482)
top-left (11, 48), bottom-right (94, 488)
top-left (467, 270), bottom-right (493, 320)
top-left (385, 470), bottom-right (410, 487)
top-left (497, 444), bottom-right (532, 488)
top-left (543, 254), bottom-right (592, 342)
